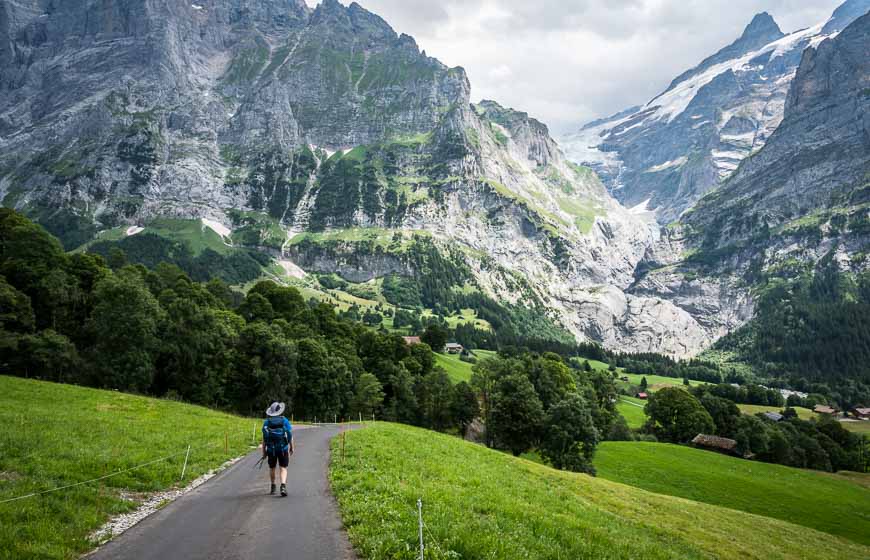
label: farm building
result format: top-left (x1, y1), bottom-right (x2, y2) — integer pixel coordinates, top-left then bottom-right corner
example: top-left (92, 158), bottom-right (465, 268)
top-left (813, 405), bottom-right (838, 415)
top-left (762, 411), bottom-right (783, 422)
top-left (445, 343), bottom-right (464, 354)
top-left (402, 336), bottom-right (421, 346)
top-left (691, 434), bottom-right (745, 458)
top-left (635, 392), bottom-right (648, 400)
top-left (851, 407), bottom-right (870, 420)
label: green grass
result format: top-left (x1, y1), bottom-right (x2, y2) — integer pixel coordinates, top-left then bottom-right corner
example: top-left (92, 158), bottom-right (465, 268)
top-left (595, 441), bottom-right (870, 546)
top-left (330, 423), bottom-right (868, 559)
top-left (738, 404), bottom-right (815, 420)
top-left (618, 372), bottom-right (703, 391)
top-left (0, 376), bottom-right (260, 559)
top-left (616, 396), bottom-right (646, 428)
top-left (434, 350), bottom-right (496, 383)
top-left (144, 218), bottom-right (230, 255)
top-left (288, 228), bottom-right (427, 251)
top-left (841, 420), bottom-right (870, 434)
top-left (582, 361), bottom-right (704, 391)
top-left (439, 308), bottom-right (491, 331)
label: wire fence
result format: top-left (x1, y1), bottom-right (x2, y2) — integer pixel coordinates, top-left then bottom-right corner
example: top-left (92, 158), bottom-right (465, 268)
top-left (0, 429), bottom-right (261, 507)
top-left (0, 448), bottom-right (191, 505)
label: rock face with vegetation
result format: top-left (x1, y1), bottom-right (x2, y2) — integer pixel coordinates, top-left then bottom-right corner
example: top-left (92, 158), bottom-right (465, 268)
top-left (0, 0), bottom-right (716, 355)
top-left (2, 0), bottom-right (868, 360)
top-left (631, 11), bottom-right (870, 398)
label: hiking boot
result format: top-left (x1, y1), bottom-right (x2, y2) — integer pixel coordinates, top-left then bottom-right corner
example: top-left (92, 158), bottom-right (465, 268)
top-left (270, 483), bottom-right (276, 495)
top-left (280, 483), bottom-right (287, 497)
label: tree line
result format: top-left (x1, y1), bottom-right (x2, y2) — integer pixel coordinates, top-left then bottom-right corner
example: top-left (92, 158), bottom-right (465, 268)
top-left (638, 386), bottom-right (868, 473)
top-left (0, 209), bottom-right (482, 432)
top-left (714, 253), bottom-right (870, 408)
top-left (1, 209), bottom-right (615, 474)
top-left (469, 353), bottom-right (620, 474)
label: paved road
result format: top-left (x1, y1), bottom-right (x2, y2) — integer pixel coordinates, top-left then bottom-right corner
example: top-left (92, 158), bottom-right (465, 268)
top-left (90, 424), bottom-right (357, 560)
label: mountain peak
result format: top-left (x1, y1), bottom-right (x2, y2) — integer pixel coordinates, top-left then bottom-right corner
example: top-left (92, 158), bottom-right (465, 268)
top-left (741, 12), bottom-right (782, 41)
top-left (658, 11), bottom-right (784, 96)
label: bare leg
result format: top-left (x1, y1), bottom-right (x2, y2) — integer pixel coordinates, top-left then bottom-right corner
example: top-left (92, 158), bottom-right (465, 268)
top-left (280, 466), bottom-right (288, 484)
top-left (269, 467), bottom-right (276, 483)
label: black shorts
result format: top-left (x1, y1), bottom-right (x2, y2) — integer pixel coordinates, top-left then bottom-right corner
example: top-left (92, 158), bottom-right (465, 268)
top-left (267, 450), bottom-right (289, 468)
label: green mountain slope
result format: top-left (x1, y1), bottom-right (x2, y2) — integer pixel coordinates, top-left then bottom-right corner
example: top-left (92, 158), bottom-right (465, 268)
top-left (595, 441), bottom-right (870, 545)
top-left (329, 422), bottom-right (869, 559)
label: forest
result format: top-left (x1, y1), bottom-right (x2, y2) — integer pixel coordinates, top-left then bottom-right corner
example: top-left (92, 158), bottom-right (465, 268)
top-left (714, 253), bottom-right (870, 407)
top-left (0, 209), bottom-right (611, 469)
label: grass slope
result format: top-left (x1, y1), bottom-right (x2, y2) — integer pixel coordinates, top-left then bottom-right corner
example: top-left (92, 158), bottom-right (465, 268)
top-left (0, 376), bottom-right (259, 559)
top-left (616, 396), bottom-right (646, 428)
top-left (584, 360), bottom-right (705, 391)
top-left (329, 423), bottom-right (868, 559)
top-left (595, 441), bottom-right (870, 546)
top-left (433, 350), bottom-right (496, 383)
top-left (738, 404), bottom-right (815, 420)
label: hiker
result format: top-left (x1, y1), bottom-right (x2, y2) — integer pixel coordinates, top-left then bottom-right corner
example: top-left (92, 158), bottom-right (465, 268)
top-left (263, 401), bottom-right (294, 497)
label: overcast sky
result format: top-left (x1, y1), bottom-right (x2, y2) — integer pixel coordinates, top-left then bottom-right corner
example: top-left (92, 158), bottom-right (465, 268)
top-left (304, 0), bottom-right (843, 133)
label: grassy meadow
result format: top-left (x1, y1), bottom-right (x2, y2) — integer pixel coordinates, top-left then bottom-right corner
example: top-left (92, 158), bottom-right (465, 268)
top-left (329, 422), bottom-right (869, 559)
top-left (0, 376), bottom-right (259, 559)
top-left (738, 404), bottom-right (815, 420)
top-left (616, 396), bottom-right (646, 428)
top-left (594, 441), bottom-right (870, 545)
top-left (841, 420), bottom-right (870, 434)
top-left (433, 350), bottom-right (496, 383)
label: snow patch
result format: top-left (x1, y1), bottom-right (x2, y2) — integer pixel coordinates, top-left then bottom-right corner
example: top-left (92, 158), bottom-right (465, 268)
top-left (629, 198), bottom-right (653, 214)
top-left (645, 157), bottom-right (687, 173)
top-left (644, 22), bottom-right (828, 123)
top-left (201, 218), bottom-right (231, 239)
top-left (191, 4), bottom-right (204, 10)
top-left (125, 226), bottom-right (144, 236)
top-left (711, 149), bottom-right (745, 161)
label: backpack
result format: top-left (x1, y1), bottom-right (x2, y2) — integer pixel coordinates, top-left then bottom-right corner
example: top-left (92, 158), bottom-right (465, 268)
top-left (264, 416), bottom-right (289, 454)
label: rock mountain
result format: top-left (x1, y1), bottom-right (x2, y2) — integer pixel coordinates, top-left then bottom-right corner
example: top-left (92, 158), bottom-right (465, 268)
top-left (561, 0), bottom-right (870, 224)
top-left (1, 0), bottom-right (868, 358)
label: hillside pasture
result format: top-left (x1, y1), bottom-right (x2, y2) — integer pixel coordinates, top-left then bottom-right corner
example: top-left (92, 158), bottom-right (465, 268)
top-left (329, 423), bottom-right (869, 559)
top-left (0, 376), bottom-right (258, 559)
top-left (738, 404), bottom-right (815, 420)
top-left (594, 441), bottom-right (870, 545)
top-left (616, 396), bottom-right (646, 429)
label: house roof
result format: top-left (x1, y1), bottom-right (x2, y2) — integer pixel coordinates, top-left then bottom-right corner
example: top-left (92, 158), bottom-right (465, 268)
top-left (445, 342), bottom-right (463, 348)
top-left (691, 434), bottom-right (738, 451)
top-left (813, 405), bottom-right (837, 414)
top-left (402, 336), bottom-right (421, 345)
top-left (762, 411), bottom-right (783, 421)
top-left (635, 392), bottom-right (648, 398)
top-left (852, 407), bottom-right (870, 415)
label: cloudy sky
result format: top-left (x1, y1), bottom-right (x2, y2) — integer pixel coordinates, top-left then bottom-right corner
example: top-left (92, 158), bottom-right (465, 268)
top-left (304, 0), bottom-right (842, 133)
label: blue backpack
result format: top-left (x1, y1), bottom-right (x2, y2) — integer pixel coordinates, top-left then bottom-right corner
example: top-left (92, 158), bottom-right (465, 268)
top-left (264, 416), bottom-right (290, 454)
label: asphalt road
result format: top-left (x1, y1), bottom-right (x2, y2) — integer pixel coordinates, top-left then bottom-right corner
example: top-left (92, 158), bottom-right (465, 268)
top-left (89, 424), bottom-right (357, 560)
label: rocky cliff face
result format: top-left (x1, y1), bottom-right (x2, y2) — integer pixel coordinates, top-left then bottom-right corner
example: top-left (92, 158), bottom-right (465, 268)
top-left (630, 10), bottom-right (870, 350)
top-left (560, 1), bottom-right (870, 223)
top-left (0, 0), bottom-right (715, 356)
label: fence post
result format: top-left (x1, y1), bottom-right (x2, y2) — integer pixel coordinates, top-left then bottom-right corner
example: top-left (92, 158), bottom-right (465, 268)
top-left (180, 445), bottom-right (191, 481)
top-left (417, 498), bottom-right (424, 560)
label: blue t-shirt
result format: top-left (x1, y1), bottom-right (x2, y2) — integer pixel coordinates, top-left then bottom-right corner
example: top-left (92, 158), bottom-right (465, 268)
top-left (262, 416), bottom-right (293, 453)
